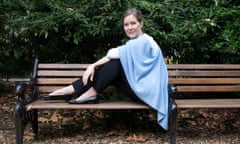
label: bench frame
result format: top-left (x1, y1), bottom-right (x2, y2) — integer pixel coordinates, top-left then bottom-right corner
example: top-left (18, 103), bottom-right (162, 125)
top-left (14, 57), bottom-right (240, 144)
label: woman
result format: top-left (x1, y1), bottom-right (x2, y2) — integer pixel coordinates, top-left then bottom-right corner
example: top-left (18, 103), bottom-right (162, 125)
top-left (42, 8), bottom-right (169, 130)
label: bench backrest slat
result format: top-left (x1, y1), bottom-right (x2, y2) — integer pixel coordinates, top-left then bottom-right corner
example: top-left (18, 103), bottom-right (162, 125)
top-left (37, 86), bottom-right (115, 93)
top-left (169, 78), bottom-right (240, 84)
top-left (38, 64), bottom-right (88, 69)
top-left (177, 86), bottom-right (240, 92)
top-left (37, 70), bottom-right (84, 77)
top-left (37, 78), bottom-right (79, 85)
top-left (169, 71), bottom-right (240, 77)
top-left (167, 64), bottom-right (240, 69)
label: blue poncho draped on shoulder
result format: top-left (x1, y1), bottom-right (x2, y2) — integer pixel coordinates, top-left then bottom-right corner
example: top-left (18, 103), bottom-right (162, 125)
top-left (118, 34), bottom-right (169, 130)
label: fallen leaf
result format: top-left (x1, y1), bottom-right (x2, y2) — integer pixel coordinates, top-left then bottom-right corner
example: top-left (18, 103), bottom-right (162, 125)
top-left (199, 109), bottom-right (208, 118)
top-left (137, 134), bottom-right (148, 142)
top-left (106, 130), bottom-right (117, 136)
top-left (211, 141), bottom-right (220, 144)
top-left (50, 112), bottom-right (60, 122)
top-left (38, 117), bottom-right (49, 123)
top-left (82, 121), bottom-right (90, 130)
top-left (24, 133), bottom-right (35, 142)
top-left (126, 134), bottom-right (148, 142)
top-left (118, 130), bottom-right (128, 136)
top-left (94, 110), bottom-right (104, 119)
top-left (213, 113), bottom-right (221, 120)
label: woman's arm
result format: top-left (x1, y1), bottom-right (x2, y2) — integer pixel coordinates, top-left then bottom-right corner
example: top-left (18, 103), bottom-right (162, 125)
top-left (82, 56), bottom-right (110, 85)
top-left (82, 48), bottom-right (119, 85)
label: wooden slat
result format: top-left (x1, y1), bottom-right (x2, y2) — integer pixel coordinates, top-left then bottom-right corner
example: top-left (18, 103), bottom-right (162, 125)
top-left (169, 78), bottom-right (240, 84)
top-left (168, 71), bottom-right (240, 77)
top-left (37, 78), bottom-right (79, 85)
top-left (37, 86), bottom-right (67, 93)
top-left (167, 64), bottom-right (240, 70)
top-left (176, 86), bottom-right (240, 92)
top-left (25, 99), bottom-right (240, 110)
top-left (37, 78), bottom-right (240, 85)
top-left (38, 64), bottom-right (89, 69)
top-left (176, 99), bottom-right (240, 108)
top-left (26, 100), bottom-right (150, 110)
top-left (37, 86), bottom-right (116, 93)
top-left (37, 70), bottom-right (84, 77)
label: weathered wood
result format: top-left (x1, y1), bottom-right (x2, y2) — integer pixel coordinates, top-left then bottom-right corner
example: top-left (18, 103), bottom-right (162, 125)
top-left (37, 70), bottom-right (84, 77)
top-left (26, 100), bottom-right (150, 110)
top-left (37, 78), bottom-right (79, 85)
top-left (176, 86), bottom-right (240, 92)
top-left (26, 99), bottom-right (240, 111)
top-left (168, 71), bottom-right (240, 77)
top-left (169, 78), bottom-right (240, 84)
top-left (167, 64), bottom-right (240, 69)
top-left (176, 99), bottom-right (240, 108)
top-left (37, 86), bottom-right (116, 93)
top-left (38, 63), bottom-right (89, 69)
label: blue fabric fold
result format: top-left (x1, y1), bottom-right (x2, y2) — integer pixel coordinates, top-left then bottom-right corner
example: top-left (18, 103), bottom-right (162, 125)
top-left (118, 34), bottom-right (169, 130)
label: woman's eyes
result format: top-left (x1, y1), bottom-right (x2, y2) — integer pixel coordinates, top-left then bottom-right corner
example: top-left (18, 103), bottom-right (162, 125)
top-left (124, 22), bottom-right (137, 26)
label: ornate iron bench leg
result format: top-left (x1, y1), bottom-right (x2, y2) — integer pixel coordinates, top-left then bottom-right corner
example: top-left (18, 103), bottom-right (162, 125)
top-left (14, 98), bottom-right (27, 144)
top-left (168, 84), bottom-right (177, 144)
top-left (14, 82), bottom-right (28, 144)
top-left (169, 104), bottom-right (177, 144)
top-left (30, 109), bottom-right (38, 138)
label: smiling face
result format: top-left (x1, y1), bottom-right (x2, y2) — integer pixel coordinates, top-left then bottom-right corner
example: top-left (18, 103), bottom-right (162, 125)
top-left (123, 14), bottom-right (144, 38)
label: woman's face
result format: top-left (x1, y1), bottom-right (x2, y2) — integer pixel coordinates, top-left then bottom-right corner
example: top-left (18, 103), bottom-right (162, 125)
top-left (123, 14), bottom-right (143, 38)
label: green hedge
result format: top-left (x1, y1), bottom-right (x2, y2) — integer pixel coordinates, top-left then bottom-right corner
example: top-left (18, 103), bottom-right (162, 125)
top-left (1, 0), bottom-right (240, 76)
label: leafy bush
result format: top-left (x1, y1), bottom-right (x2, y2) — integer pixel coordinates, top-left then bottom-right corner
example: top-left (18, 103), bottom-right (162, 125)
top-left (0, 0), bottom-right (240, 76)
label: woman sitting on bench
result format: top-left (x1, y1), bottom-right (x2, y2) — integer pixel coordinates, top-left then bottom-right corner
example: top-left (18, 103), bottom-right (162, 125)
top-left (41, 8), bottom-right (169, 130)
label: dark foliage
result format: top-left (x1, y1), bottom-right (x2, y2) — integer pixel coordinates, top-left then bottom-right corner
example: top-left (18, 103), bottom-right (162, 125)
top-left (0, 0), bottom-right (240, 76)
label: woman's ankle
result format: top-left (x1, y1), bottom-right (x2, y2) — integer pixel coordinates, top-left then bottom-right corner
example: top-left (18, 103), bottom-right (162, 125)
top-left (78, 87), bottom-right (97, 99)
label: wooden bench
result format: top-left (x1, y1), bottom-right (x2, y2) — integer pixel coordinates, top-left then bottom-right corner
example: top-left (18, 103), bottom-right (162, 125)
top-left (14, 57), bottom-right (240, 144)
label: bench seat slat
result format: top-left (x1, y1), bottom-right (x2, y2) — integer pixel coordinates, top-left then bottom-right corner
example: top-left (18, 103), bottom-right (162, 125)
top-left (26, 100), bottom-right (150, 110)
top-left (26, 99), bottom-right (240, 110)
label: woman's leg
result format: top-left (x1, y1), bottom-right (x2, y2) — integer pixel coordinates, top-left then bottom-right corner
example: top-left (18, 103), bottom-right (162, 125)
top-left (46, 76), bottom-right (90, 96)
top-left (72, 59), bottom-right (122, 101)
top-left (72, 59), bottom-right (144, 104)
top-left (49, 85), bottom-right (75, 95)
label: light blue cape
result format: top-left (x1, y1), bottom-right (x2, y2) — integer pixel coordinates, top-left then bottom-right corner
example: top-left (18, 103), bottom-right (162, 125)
top-left (118, 34), bottom-right (169, 130)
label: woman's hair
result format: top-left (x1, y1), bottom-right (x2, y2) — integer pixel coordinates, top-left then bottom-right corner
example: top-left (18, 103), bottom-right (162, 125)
top-left (122, 8), bottom-right (144, 23)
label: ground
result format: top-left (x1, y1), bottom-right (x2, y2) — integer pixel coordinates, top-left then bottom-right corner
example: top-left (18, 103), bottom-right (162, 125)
top-left (1, 92), bottom-right (239, 144)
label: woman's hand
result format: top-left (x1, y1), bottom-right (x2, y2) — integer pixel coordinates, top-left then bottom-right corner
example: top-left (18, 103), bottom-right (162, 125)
top-left (82, 56), bottom-right (110, 86)
top-left (82, 64), bottom-right (95, 85)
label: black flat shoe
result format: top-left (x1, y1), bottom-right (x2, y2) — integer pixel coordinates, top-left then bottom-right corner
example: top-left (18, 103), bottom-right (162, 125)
top-left (68, 96), bottom-right (98, 104)
top-left (40, 94), bottom-right (72, 100)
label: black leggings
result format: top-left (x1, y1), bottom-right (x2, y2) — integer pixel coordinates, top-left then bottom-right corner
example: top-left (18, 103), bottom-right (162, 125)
top-left (72, 59), bottom-right (142, 102)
